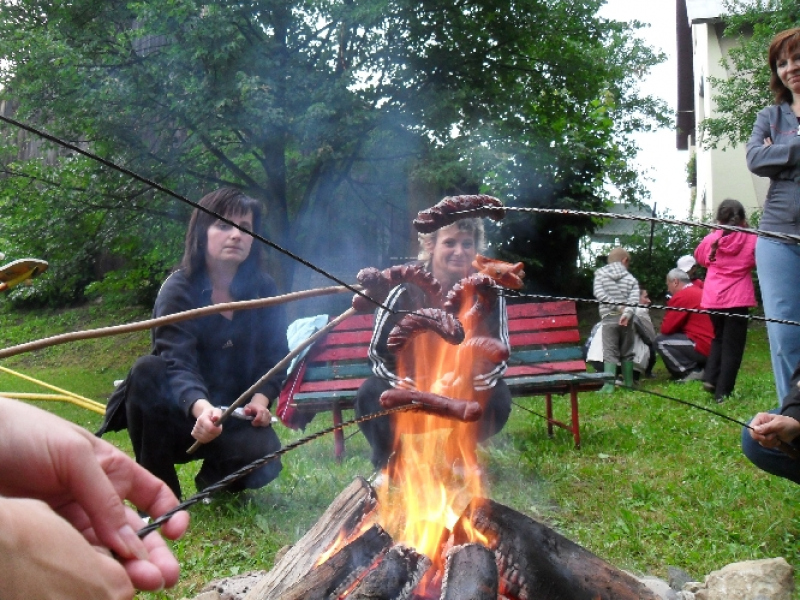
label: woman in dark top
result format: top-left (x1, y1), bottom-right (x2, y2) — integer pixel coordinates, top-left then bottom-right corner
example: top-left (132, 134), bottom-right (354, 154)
top-left (101, 188), bottom-right (289, 499)
top-left (745, 27), bottom-right (800, 403)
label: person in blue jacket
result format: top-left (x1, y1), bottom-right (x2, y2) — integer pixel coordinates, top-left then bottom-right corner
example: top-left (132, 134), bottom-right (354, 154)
top-left (98, 188), bottom-right (289, 499)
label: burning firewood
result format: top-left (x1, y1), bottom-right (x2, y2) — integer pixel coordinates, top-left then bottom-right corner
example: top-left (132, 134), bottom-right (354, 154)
top-left (243, 477), bottom-right (377, 599)
top-left (276, 525), bottom-right (393, 600)
top-left (453, 498), bottom-right (661, 600)
top-left (441, 543), bottom-right (498, 600)
top-left (413, 195), bottom-right (506, 234)
top-left (342, 544), bottom-right (431, 600)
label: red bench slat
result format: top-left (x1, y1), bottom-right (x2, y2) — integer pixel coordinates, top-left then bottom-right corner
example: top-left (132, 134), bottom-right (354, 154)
top-left (507, 314), bottom-right (578, 333)
top-left (296, 378), bottom-right (365, 393)
top-left (506, 301), bottom-right (576, 319)
top-left (508, 329), bottom-right (581, 346)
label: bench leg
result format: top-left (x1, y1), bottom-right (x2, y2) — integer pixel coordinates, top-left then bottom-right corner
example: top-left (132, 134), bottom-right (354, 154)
top-left (332, 403), bottom-right (345, 462)
top-left (570, 388), bottom-right (581, 449)
top-left (545, 393), bottom-right (554, 438)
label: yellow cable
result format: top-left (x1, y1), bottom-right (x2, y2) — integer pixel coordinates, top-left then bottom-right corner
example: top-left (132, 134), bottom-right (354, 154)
top-left (0, 365), bottom-right (106, 411)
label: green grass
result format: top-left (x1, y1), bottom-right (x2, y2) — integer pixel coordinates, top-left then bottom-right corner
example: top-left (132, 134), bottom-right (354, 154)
top-left (1, 304), bottom-right (798, 599)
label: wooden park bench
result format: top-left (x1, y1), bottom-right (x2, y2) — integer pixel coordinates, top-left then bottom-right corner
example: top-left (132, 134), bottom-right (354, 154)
top-left (281, 301), bottom-right (612, 459)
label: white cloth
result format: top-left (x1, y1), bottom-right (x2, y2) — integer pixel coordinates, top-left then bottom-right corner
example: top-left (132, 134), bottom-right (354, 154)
top-left (587, 314), bottom-right (652, 373)
top-left (286, 314), bottom-right (329, 374)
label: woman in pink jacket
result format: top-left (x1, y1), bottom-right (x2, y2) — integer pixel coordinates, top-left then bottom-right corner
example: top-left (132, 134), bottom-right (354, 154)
top-left (694, 199), bottom-right (757, 403)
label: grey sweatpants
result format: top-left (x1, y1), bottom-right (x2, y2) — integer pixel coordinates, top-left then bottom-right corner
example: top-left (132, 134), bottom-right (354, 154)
top-left (655, 333), bottom-right (707, 377)
top-left (601, 314), bottom-right (635, 363)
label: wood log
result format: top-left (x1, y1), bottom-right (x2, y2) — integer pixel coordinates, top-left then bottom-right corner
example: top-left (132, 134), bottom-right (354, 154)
top-left (453, 498), bottom-right (660, 600)
top-left (346, 544), bottom-right (431, 600)
top-left (440, 543), bottom-right (498, 600)
top-left (243, 477), bottom-right (377, 600)
top-left (276, 525), bottom-right (392, 600)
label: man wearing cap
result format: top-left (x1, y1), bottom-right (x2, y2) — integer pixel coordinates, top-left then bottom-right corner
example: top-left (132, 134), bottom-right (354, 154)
top-left (656, 268), bottom-right (714, 381)
top-left (676, 255), bottom-right (704, 289)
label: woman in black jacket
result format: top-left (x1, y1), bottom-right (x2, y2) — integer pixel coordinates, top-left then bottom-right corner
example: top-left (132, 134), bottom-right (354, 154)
top-left (100, 188), bottom-right (289, 499)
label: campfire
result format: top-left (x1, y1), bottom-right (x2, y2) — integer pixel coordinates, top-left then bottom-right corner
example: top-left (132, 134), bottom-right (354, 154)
top-left (240, 477), bottom-right (658, 600)
top-left (236, 197), bottom-right (658, 599)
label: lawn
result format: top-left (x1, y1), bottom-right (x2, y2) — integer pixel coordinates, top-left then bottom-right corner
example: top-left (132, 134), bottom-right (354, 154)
top-left (1, 302), bottom-right (798, 599)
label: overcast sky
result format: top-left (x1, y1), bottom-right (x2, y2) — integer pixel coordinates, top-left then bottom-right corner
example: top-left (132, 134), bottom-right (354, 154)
top-left (600, 0), bottom-right (691, 217)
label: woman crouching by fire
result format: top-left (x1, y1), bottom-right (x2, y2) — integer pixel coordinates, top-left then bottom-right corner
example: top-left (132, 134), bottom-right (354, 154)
top-left (97, 188), bottom-right (289, 500)
top-left (354, 217), bottom-right (512, 478)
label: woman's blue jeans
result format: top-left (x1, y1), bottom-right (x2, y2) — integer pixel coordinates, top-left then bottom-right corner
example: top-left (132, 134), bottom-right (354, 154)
top-left (755, 237), bottom-right (800, 403)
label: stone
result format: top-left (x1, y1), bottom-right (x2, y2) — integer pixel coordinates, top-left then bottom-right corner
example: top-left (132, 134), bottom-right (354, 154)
top-left (639, 575), bottom-right (679, 599)
top-left (697, 558), bottom-right (794, 600)
top-left (668, 566), bottom-right (694, 591)
top-left (196, 571), bottom-right (268, 600)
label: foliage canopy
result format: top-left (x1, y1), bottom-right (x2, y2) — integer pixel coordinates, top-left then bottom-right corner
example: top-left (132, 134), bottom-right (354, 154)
top-left (0, 0), bottom-right (667, 305)
top-left (702, 0), bottom-right (800, 149)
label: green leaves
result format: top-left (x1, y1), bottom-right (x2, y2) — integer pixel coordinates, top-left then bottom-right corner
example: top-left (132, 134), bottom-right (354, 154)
top-left (0, 0), bottom-right (667, 304)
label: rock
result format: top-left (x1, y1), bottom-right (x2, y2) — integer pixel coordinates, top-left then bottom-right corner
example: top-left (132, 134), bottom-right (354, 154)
top-left (639, 575), bottom-right (679, 599)
top-left (668, 566), bottom-right (694, 591)
top-left (196, 571), bottom-right (268, 600)
top-left (693, 558), bottom-right (794, 600)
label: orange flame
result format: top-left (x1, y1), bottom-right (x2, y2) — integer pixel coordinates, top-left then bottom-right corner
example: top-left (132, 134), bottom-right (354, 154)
top-left (374, 300), bottom-right (492, 567)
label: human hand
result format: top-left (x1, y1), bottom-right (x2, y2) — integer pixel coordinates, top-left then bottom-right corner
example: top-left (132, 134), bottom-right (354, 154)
top-left (763, 136), bottom-right (773, 146)
top-left (0, 497), bottom-right (184, 599)
top-left (191, 400), bottom-right (223, 442)
top-left (749, 412), bottom-right (800, 448)
top-left (0, 397), bottom-right (189, 594)
top-left (618, 314), bottom-right (630, 327)
top-left (244, 393), bottom-right (274, 427)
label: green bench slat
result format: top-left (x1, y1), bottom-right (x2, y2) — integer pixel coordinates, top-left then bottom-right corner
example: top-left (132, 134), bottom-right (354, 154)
top-left (303, 363), bottom-right (374, 381)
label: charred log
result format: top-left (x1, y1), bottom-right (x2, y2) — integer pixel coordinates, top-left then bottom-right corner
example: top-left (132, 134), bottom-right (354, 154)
top-left (440, 543), bottom-right (498, 600)
top-left (276, 525), bottom-right (393, 600)
top-left (243, 477), bottom-right (377, 600)
top-left (346, 544), bottom-right (431, 600)
top-left (453, 498), bottom-right (660, 600)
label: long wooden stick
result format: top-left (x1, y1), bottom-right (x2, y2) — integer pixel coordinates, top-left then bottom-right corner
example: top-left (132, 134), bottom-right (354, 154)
top-left (0, 286), bottom-right (353, 359)
top-left (186, 307), bottom-right (358, 454)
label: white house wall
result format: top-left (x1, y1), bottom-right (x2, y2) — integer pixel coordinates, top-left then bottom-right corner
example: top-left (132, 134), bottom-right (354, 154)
top-left (690, 21), bottom-right (762, 220)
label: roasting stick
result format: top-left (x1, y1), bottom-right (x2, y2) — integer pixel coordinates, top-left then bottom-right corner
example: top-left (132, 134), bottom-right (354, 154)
top-left (0, 286), bottom-right (353, 360)
top-left (186, 307), bottom-right (358, 454)
top-left (139, 405), bottom-right (418, 538)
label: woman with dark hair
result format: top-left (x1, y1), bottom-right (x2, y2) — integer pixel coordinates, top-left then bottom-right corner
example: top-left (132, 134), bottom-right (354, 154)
top-left (98, 188), bottom-right (289, 500)
top-left (745, 27), bottom-right (800, 403)
top-left (354, 218), bottom-right (511, 477)
top-left (694, 199), bottom-right (756, 403)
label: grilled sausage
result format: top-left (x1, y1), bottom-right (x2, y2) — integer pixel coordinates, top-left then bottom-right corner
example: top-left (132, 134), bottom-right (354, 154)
top-left (413, 195), bottom-right (506, 234)
top-left (380, 389), bottom-right (483, 422)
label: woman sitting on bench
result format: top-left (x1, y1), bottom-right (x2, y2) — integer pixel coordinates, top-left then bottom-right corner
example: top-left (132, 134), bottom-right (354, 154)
top-left (354, 217), bottom-right (511, 478)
